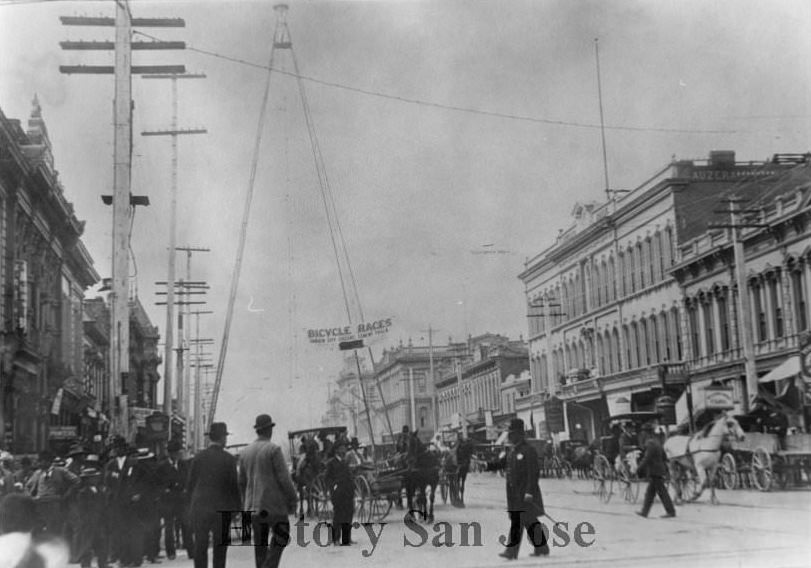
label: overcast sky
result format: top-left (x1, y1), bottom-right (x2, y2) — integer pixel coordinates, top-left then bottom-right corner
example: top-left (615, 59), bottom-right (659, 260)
top-left (1, 0), bottom-right (809, 445)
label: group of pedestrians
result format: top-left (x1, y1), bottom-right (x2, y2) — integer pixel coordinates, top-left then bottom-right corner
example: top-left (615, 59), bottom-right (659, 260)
top-left (0, 437), bottom-right (194, 568)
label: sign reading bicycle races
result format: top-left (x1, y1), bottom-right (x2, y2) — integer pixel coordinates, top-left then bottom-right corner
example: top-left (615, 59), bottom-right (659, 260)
top-left (307, 317), bottom-right (393, 346)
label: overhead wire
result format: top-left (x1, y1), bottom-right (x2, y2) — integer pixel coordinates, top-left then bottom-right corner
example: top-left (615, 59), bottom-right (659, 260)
top-left (131, 30), bottom-right (736, 136)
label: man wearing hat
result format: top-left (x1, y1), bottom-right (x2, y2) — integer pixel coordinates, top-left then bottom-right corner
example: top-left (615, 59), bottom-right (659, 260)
top-left (187, 422), bottom-right (240, 568)
top-left (635, 422), bottom-right (676, 518)
top-left (25, 449), bottom-right (80, 538)
top-left (238, 414), bottom-right (297, 568)
top-left (157, 439), bottom-right (192, 560)
top-left (74, 463), bottom-right (108, 568)
top-left (65, 444), bottom-right (88, 563)
top-left (490, 418), bottom-right (549, 560)
top-left (104, 441), bottom-right (149, 567)
top-left (325, 439), bottom-right (354, 546)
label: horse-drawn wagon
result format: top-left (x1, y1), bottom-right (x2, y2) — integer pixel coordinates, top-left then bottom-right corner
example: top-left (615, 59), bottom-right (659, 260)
top-left (716, 414), bottom-right (811, 491)
top-left (288, 426), bottom-right (402, 523)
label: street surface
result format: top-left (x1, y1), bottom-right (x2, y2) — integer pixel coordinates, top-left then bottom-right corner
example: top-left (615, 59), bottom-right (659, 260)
top-left (165, 471), bottom-right (810, 568)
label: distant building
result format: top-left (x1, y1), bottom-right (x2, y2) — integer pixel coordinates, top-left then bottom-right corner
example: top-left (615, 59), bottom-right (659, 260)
top-left (518, 151), bottom-right (809, 442)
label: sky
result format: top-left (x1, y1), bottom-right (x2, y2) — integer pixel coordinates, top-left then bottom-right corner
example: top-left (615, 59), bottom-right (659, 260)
top-left (0, 0), bottom-right (809, 446)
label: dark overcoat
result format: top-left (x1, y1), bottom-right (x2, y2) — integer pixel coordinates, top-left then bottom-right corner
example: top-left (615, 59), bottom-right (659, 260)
top-left (325, 456), bottom-right (354, 524)
top-left (637, 437), bottom-right (668, 478)
top-left (504, 440), bottom-right (544, 515)
top-left (186, 445), bottom-right (241, 517)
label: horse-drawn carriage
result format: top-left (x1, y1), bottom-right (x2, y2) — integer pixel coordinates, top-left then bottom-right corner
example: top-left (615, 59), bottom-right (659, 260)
top-left (590, 412), bottom-right (655, 504)
top-left (715, 413), bottom-right (811, 492)
top-left (288, 426), bottom-right (400, 523)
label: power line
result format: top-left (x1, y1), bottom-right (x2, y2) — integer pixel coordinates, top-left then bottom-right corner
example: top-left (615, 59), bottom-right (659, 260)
top-left (132, 30), bottom-right (737, 136)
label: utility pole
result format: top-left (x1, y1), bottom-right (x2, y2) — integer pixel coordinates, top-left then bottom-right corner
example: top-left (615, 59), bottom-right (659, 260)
top-left (190, 310), bottom-right (213, 451)
top-left (710, 197), bottom-right (770, 411)
top-left (176, 246), bottom-right (209, 440)
top-left (141, 72), bottom-right (206, 421)
top-left (60, 5), bottom-right (185, 439)
top-left (420, 325), bottom-right (439, 432)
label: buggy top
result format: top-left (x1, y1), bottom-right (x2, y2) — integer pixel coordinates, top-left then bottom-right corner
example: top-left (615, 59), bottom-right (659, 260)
top-left (288, 426), bottom-right (348, 440)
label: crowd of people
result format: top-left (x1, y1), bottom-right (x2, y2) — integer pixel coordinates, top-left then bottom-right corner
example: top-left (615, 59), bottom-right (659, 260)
top-left (0, 436), bottom-right (193, 568)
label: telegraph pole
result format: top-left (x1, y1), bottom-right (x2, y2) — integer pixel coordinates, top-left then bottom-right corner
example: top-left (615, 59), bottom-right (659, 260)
top-left (60, 4), bottom-right (185, 439)
top-left (141, 73), bottom-right (206, 420)
top-left (190, 310), bottom-right (213, 451)
top-left (176, 246), bottom-right (209, 439)
top-left (710, 197), bottom-right (770, 411)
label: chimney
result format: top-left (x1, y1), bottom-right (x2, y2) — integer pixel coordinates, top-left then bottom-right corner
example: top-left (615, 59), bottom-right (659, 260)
top-left (709, 150), bottom-right (735, 168)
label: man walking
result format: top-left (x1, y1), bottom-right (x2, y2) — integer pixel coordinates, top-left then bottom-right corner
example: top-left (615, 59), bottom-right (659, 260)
top-left (636, 422), bottom-right (676, 519)
top-left (491, 418), bottom-right (549, 560)
top-left (238, 414), bottom-right (297, 568)
top-left (187, 422), bottom-right (241, 568)
top-left (158, 440), bottom-right (192, 560)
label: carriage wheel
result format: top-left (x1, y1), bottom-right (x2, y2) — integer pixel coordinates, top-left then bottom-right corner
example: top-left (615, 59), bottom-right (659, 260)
top-left (751, 448), bottom-right (773, 492)
top-left (440, 475), bottom-right (449, 504)
top-left (311, 476), bottom-right (333, 521)
top-left (370, 496), bottom-right (393, 522)
top-left (719, 453), bottom-right (738, 490)
top-left (774, 457), bottom-right (790, 490)
top-left (593, 455), bottom-right (612, 503)
top-left (354, 476), bottom-right (372, 523)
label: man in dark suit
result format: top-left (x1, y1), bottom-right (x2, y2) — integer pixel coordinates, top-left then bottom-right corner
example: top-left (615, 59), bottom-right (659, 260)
top-left (636, 422), bottom-right (676, 518)
top-left (187, 422), bottom-right (240, 568)
top-left (104, 441), bottom-right (149, 567)
top-left (158, 440), bottom-right (192, 560)
top-left (325, 440), bottom-right (354, 546)
top-left (491, 418), bottom-right (549, 560)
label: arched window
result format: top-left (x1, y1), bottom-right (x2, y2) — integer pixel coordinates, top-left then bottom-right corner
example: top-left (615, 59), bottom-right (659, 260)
top-left (659, 312), bottom-right (670, 361)
top-left (671, 307), bottom-right (683, 360)
top-left (623, 325), bottom-right (631, 370)
top-left (637, 242), bottom-right (646, 289)
top-left (611, 328), bottom-right (621, 372)
top-left (596, 334), bottom-right (606, 375)
top-left (639, 318), bottom-right (649, 366)
top-left (653, 231), bottom-right (664, 282)
top-left (607, 256), bottom-right (615, 302)
top-left (663, 225), bottom-right (674, 267)
top-left (687, 299), bottom-right (701, 359)
top-left (540, 354), bottom-right (548, 391)
top-left (629, 245), bottom-right (637, 293)
top-left (649, 315), bottom-right (660, 363)
top-left (618, 251), bottom-right (626, 297)
top-left (595, 262), bottom-right (603, 306)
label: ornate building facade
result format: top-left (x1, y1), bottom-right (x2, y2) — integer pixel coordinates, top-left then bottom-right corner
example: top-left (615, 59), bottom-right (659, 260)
top-left (518, 151), bottom-right (803, 442)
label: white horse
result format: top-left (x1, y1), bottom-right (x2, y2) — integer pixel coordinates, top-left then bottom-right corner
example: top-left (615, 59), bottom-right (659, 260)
top-left (664, 411), bottom-right (745, 504)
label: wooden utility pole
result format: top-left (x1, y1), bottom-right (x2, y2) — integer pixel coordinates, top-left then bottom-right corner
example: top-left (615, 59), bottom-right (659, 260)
top-left (141, 73), bottom-right (207, 422)
top-left (59, 4), bottom-right (185, 439)
top-left (190, 310), bottom-right (213, 451)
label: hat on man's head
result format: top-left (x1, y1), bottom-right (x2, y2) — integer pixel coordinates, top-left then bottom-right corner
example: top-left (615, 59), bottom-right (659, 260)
top-left (209, 422), bottom-right (230, 438)
top-left (641, 422), bottom-right (656, 432)
top-left (508, 418), bottom-right (526, 434)
top-left (79, 466), bottom-right (102, 478)
top-left (84, 454), bottom-right (100, 465)
top-left (67, 445), bottom-right (87, 458)
top-left (253, 414), bottom-right (275, 432)
top-left (401, 425), bottom-right (410, 433)
top-left (167, 440), bottom-right (182, 453)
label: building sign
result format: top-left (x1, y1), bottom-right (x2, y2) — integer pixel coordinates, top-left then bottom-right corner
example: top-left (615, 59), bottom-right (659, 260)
top-left (51, 388), bottom-right (64, 415)
top-left (49, 425), bottom-right (77, 440)
top-left (703, 386), bottom-right (734, 410)
top-left (544, 396), bottom-right (565, 433)
top-left (306, 318), bottom-right (393, 346)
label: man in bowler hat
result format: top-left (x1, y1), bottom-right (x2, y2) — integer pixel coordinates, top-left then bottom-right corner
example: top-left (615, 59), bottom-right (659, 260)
top-left (187, 422), bottom-right (241, 568)
top-left (636, 422), bottom-right (676, 519)
top-left (238, 414), bottom-right (297, 568)
top-left (325, 440), bottom-right (354, 545)
top-left (490, 418), bottom-right (549, 560)
top-left (158, 439), bottom-right (192, 560)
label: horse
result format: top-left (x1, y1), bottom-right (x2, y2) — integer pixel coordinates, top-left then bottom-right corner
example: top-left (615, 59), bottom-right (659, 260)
top-left (403, 437), bottom-right (440, 522)
top-left (664, 411), bottom-right (746, 504)
top-left (294, 437), bottom-right (322, 520)
top-left (567, 444), bottom-right (594, 479)
top-left (454, 439), bottom-right (473, 507)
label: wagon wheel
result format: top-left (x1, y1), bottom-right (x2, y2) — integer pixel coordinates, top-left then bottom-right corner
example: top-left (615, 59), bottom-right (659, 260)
top-left (751, 448), bottom-right (773, 492)
top-left (718, 453), bottom-right (738, 491)
top-left (370, 495), bottom-right (393, 522)
top-left (593, 455), bottom-right (613, 503)
top-left (354, 475), bottom-right (372, 523)
top-left (311, 476), bottom-right (333, 521)
top-left (773, 456), bottom-right (790, 490)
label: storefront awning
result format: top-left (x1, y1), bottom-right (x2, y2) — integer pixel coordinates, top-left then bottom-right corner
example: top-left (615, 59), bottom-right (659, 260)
top-left (759, 356), bottom-right (800, 383)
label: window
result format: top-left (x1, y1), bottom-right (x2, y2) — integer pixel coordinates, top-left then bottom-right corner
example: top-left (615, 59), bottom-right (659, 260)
top-left (630, 322), bottom-right (640, 368)
top-left (612, 328), bottom-right (621, 372)
top-left (702, 297), bottom-right (715, 355)
top-left (618, 251), bottom-right (626, 297)
top-left (660, 312), bottom-right (671, 361)
top-left (607, 256), bottom-right (615, 302)
top-left (718, 292), bottom-right (730, 351)
top-left (751, 279), bottom-right (767, 342)
top-left (629, 246), bottom-right (637, 293)
top-left (623, 325), bottom-right (632, 369)
top-left (637, 242), bottom-right (646, 289)
top-left (688, 301), bottom-right (701, 359)
top-left (672, 307), bottom-right (683, 360)
top-left (663, 226), bottom-right (674, 267)
top-left (595, 263), bottom-right (603, 306)
top-left (768, 274), bottom-right (784, 338)
top-left (792, 268), bottom-right (808, 332)
top-left (653, 231), bottom-right (664, 282)
top-left (650, 315), bottom-right (660, 363)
